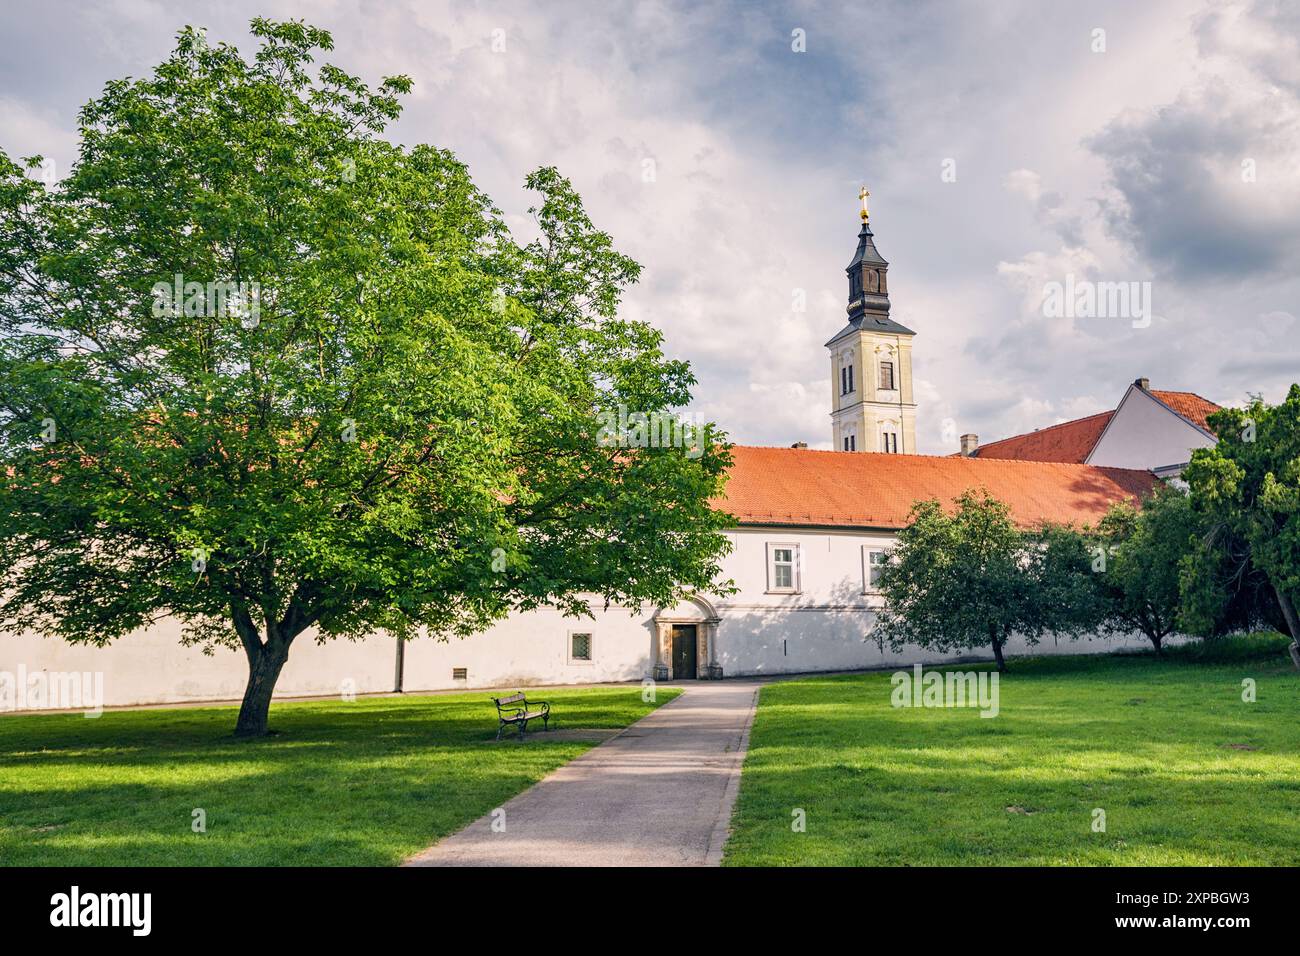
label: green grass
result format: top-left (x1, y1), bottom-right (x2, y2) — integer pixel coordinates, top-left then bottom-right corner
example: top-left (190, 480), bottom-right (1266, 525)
top-left (0, 686), bottom-right (676, 866)
top-left (724, 634), bottom-right (1300, 866)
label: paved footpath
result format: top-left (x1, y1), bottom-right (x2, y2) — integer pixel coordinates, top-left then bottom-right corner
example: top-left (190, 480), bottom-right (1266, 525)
top-left (404, 680), bottom-right (762, 867)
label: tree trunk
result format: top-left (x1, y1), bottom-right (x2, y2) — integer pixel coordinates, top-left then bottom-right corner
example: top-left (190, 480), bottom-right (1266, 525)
top-left (234, 642), bottom-right (290, 737)
top-left (990, 630), bottom-right (1007, 672)
top-left (1273, 583), bottom-right (1300, 672)
top-left (1150, 632), bottom-right (1164, 656)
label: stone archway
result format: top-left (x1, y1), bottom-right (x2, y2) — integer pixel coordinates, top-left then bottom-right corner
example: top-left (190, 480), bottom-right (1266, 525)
top-left (652, 595), bottom-right (722, 681)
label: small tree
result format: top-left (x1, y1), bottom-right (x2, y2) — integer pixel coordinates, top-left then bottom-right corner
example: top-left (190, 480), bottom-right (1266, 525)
top-left (1183, 387), bottom-right (1300, 667)
top-left (0, 21), bottom-right (733, 736)
top-left (872, 490), bottom-right (1102, 672)
top-left (1096, 486), bottom-right (1198, 654)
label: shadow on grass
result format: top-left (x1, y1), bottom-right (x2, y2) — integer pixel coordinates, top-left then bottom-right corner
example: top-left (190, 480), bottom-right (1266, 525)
top-left (0, 687), bottom-right (673, 866)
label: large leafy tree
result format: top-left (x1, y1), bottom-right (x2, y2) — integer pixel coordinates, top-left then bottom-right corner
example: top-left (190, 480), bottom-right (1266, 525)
top-left (0, 21), bottom-right (733, 735)
top-left (872, 490), bottom-right (1103, 672)
top-left (1182, 387), bottom-right (1300, 667)
top-left (1095, 486), bottom-right (1198, 654)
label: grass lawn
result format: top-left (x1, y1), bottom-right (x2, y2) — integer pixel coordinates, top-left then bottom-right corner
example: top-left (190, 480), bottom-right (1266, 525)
top-left (724, 634), bottom-right (1300, 866)
top-left (0, 685), bottom-right (675, 866)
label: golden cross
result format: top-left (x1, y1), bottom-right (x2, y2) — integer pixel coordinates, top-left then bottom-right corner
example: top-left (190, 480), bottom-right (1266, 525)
top-left (858, 185), bottom-right (870, 221)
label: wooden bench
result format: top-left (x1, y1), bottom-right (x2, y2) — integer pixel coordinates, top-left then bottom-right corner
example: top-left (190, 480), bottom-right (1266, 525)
top-left (492, 691), bottom-right (551, 740)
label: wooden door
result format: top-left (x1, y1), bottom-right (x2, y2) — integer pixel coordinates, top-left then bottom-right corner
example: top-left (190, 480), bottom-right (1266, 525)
top-left (671, 625), bottom-right (698, 680)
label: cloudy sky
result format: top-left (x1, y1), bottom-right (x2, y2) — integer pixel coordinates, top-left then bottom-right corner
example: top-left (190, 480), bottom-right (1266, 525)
top-left (3, 0), bottom-right (1297, 452)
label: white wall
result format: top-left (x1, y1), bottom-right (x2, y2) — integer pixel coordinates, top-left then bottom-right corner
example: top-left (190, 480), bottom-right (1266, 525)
top-left (2, 525), bottom-right (1160, 710)
top-left (2, 622), bottom-right (395, 707)
top-left (1, 602), bottom-right (657, 708)
top-left (710, 527), bottom-right (1157, 675)
top-left (1088, 386), bottom-right (1215, 471)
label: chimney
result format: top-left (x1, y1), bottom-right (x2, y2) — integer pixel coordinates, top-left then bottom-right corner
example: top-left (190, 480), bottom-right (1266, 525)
top-left (790, 441), bottom-right (808, 449)
top-left (960, 434), bottom-right (979, 457)
top-left (1135, 377), bottom-right (1149, 390)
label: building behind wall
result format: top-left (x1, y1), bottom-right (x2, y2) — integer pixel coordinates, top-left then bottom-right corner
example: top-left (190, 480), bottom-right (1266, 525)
top-left (3, 447), bottom-right (1162, 708)
top-left (4, 193), bottom-right (1204, 709)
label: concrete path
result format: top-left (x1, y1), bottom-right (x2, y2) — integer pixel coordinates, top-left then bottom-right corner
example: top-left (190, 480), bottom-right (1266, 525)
top-left (404, 680), bottom-right (762, 867)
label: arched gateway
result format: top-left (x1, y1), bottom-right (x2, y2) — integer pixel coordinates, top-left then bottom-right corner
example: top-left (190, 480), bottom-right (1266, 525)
top-left (652, 596), bottom-right (722, 681)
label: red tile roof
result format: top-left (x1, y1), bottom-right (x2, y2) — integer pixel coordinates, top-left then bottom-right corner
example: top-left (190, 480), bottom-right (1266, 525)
top-left (973, 389), bottom-right (1221, 463)
top-left (1150, 390), bottom-right (1220, 434)
top-left (973, 410), bottom-right (1113, 464)
top-left (715, 446), bottom-right (1158, 531)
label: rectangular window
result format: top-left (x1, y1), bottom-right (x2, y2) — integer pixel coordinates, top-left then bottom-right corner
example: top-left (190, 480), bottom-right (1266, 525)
top-left (849, 434), bottom-right (856, 451)
top-left (882, 432), bottom-right (898, 454)
top-left (879, 360), bottom-right (895, 391)
top-left (452, 667), bottom-right (468, 680)
top-left (767, 543), bottom-right (799, 593)
top-left (863, 547), bottom-right (889, 591)
top-left (569, 631), bottom-right (593, 663)
top-left (847, 364), bottom-right (854, 393)
top-left (844, 436), bottom-right (851, 451)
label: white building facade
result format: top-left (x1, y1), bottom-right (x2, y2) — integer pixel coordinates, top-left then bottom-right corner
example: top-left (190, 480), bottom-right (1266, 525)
top-left (3, 451), bottom-right (1163, 708)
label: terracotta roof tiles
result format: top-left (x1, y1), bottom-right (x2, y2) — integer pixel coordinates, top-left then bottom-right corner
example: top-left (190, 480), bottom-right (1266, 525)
top-left (973, 410), bottom-right (1113, 464)
top-left (1150, 390), bottom-right (1220, 434)
top-left (715, 445), bottom-right (1157, 531)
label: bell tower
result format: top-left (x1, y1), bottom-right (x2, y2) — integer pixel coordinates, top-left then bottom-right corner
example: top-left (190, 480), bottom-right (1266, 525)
top-left (827, 187), bottom-right (917, 453)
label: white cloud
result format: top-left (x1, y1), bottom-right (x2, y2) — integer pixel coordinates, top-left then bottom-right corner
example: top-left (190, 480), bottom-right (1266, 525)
top-left (3, 0), bottom-right (1299, 453)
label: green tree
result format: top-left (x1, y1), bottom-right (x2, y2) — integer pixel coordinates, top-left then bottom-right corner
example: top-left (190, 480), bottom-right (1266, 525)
top-left (0, 21), bottom-right (733, 736)
top-left (1182, 387), bottom-right (1300, 667)
top-left (872, 490), bottom-right (1102, 672)
top-left (1096, 486), bottom-right (1198, 654)
top-left (1176, 523), bottom-right (1283, 640)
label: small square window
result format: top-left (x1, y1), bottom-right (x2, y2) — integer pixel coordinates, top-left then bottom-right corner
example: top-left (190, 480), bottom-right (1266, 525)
top-left (569, 632), bottom-right (593, 663)
top-left (452, 667), bottom-right (467, 680)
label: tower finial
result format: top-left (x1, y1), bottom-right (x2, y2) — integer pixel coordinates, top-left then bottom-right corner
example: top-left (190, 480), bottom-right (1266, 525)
top-left (858, 185), bottom-right (870, 221)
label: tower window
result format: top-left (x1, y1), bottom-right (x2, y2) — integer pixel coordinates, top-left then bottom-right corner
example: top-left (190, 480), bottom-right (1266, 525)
top-left (840, 363), bottom-right (854, 395)
top-left (843, 435), bottom-right (856, 451)
top-left (879, 360), bottom-right (895, 391)
top-left (882, 432), bottom-right (898, 454)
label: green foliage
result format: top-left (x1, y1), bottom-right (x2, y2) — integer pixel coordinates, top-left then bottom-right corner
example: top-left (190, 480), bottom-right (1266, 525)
top-left (872, 489), bottom-right (1103, 670)
top-left (0, 20), bottom-right (732, 732)
top-left (1096, 485), bottom-right (1198, 651)
top-left (1182, 387), bottom-right (1300, 645)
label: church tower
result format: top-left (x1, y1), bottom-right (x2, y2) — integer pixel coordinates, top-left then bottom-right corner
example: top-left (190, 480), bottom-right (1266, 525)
top-left (827, 188), bottom-right (917, 453)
